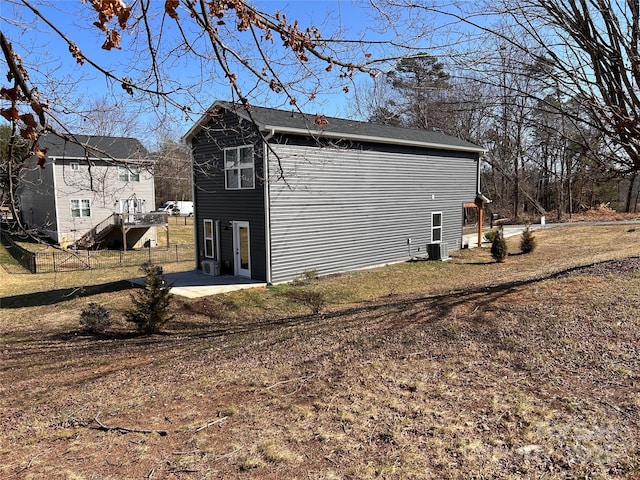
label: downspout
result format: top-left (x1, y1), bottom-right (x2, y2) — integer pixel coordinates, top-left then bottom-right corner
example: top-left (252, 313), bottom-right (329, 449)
top-left (263, 129), bottom-right (275, 284)
top-left (476, 155), bottom-right (484, 248)
top-left (476, 155), bottom-right (483, 248)
top-left (474, 154), bottom-right (493, 247)
top-left (477, 154), bottom-right (482, 196)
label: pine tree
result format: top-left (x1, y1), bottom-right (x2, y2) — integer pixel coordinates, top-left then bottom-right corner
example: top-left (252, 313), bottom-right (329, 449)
top-left (491, 228), bottom-right (508, 263)
top-left (125, 263), bottom-right (174, 334)
top-left (520, 226), bottom-right (537, 254)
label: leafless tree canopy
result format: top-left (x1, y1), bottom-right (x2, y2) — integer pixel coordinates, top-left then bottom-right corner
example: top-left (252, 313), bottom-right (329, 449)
top-left (3, 0), bottom-right (640, 220)
top-left (365, 0), bottom-right (640, 214)
top-left (1, 0), bottom-right (405, 220)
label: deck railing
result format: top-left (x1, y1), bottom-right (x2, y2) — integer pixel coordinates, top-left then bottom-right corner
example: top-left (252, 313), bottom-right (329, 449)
top-left (77, 212), bottom-right (168, 248)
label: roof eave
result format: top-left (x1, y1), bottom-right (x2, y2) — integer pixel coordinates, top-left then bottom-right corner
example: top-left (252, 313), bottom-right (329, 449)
top-left (184, 102), bottom-right (485, 154)
top-left (263, 125), bottom-right (486, 154)
top-left (183, 101), bottom-right (268, 143)
top-left (48, 156), bottom-right (153, 164)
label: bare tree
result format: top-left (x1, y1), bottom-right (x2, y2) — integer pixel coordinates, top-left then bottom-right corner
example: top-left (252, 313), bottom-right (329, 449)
top-left (385, 0), bottom-right (640, 212)
top-left (152, 138), bottom-right (192, 207)
top-left (76, 96), bottom-right (143, 138)
top-left (1, 0), bottom-right (400, 220)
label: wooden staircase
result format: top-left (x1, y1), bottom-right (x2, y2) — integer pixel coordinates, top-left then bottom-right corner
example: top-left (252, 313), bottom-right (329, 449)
top-left (74, 213), bottom-right (167, 250)
top-left (74, 213), bottom-right (120, 249)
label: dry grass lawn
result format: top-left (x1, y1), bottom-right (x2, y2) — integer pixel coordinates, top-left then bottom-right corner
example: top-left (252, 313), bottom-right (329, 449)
top-left (1, 224), bottom-right (640, 479)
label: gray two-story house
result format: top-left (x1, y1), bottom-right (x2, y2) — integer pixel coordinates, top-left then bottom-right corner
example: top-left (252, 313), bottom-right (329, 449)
top-left (185, 101), bottom-right (486, 283)
top-left (18, 134), bottom-right (159, 249)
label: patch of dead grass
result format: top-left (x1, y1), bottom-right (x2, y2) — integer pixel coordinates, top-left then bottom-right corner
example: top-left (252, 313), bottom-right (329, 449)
top-left (1, 224), bottom-right (640, 478)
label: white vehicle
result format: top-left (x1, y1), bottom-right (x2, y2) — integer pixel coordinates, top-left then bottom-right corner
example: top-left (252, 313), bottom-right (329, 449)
top-left (155, 200), bottom-right (193, 216)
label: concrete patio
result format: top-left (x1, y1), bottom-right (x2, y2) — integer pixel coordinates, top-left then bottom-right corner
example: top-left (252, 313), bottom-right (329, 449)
top-left (131, 271), bottom-right (267, 299)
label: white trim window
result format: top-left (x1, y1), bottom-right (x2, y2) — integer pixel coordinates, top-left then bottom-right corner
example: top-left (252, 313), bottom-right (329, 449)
top-left (204, 219), bottom-right (215, 258)
top-left (431, 212), bottom-right (443, 243)
top-left (118, 165), bottom-right (140, 182)
top-left (70, 162), bottom-right (79, 171)
top-left (71, 199), bottom-right (91, 218)
top-left (224, 145), bottom-right (254, 189)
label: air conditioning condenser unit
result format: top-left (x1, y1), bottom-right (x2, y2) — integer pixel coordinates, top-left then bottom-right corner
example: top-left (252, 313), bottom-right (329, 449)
top-left (427, 242), bottom-right (449, 261)
top-left (202, 260), bottom-right (220, 276)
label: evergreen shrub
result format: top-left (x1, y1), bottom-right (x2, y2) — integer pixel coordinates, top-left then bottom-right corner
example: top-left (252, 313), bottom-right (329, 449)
top-left (520, 226), bottom-right (537, 254)
top-left (79, 302), bottom-right (112, 333)
top-left (490, 229), bottom-right (508, 263)
top-left (125, 262), bottom-right (174, 334)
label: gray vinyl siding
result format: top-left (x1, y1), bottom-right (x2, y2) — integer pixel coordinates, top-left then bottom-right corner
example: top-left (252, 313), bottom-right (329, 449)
top-left (267, 141), bottom-right (478, 283)
top-left (191, 111), bottom-right (267, 279)
top-left (18, 156), bottom-right (58, 240)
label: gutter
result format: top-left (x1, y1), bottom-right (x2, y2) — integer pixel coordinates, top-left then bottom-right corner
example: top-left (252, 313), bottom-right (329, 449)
top-left (184, 136), bottom-right (199, 271)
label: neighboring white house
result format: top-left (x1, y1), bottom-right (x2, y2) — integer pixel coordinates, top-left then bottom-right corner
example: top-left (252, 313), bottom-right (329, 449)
top-left (18, 134), bottom-right (161, 249)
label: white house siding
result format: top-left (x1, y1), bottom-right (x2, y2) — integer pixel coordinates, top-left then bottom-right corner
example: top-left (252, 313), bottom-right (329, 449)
top-left (267, 142), bottom-right (478, 283)
top-left (52, 158), bottom-right (156, 246)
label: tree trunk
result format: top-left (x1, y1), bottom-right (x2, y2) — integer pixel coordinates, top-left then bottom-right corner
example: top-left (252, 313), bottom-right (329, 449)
top-left (625, 171), bottom-right (638, 213)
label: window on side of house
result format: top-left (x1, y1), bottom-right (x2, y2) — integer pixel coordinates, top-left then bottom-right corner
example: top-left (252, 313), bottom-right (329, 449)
top-left (71, 199), bottom-right (92, 218)
top-left (431, 212), bottom-right (443, 243)
top-left (118, 165), bottom-right (140, 182)
top-left (224, 145), bottom-right (254, 189)
top-left (204, 219), bottom-right (215, 258)
top-left (70, 162), bottom-right (79, 171)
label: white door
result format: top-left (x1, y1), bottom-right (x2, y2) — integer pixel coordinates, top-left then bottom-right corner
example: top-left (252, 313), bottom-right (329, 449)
top-left (119, 196), bottom-right (144, 222)
top-left (233, 221), bottom-right (251, 278)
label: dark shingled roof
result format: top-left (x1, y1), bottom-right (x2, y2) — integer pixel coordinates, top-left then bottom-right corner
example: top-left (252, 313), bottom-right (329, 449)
top-left (39, 134), bottom-right (149, 161)
top-left (186, 101), bottom-right (484, 153)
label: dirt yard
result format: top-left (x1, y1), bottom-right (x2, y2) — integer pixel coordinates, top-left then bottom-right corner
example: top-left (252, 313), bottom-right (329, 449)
top-left (1, 224), bottom-right (640, 479)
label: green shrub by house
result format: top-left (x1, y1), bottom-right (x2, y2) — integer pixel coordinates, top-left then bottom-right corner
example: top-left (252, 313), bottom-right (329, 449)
top-left (490, 229), bottom-right (508, 263)
top-left (484, 229), bottom-right (499, 243)
top-left (520, 226), bottom-right (537, 254)
top-left (125, 262), bottom-right (174, 334)
top-left (79, 302), bottom-right (112, 333)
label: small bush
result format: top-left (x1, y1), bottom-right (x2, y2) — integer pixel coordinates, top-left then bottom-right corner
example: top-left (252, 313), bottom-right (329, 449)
top-left (520, 226), bottom-right (537, 254)
top-left (285, 288), bottom-right (326, 314)
top-left (292, 269), bottom-right (319, 286)
top-left (79, 302), bottom-right (112, 333)
top-left (490, 229), bottom-right (508, 263)
top-left (125, 263), bottom-right (174, 334)
top-left (302, 269), bottom-right (318, 282)
top-left (484, 229), bottom-right (499, 243)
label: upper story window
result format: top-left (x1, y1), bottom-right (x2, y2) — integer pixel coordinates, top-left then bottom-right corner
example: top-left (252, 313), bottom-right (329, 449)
top-left (224, 145), bottom-right (254, 189)
top-left (118, 165), bottom-right (140, 182)
top-left (71, 199), bottom-right (91, 218)
top-left (70, 162), bottom-right (79, 171)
